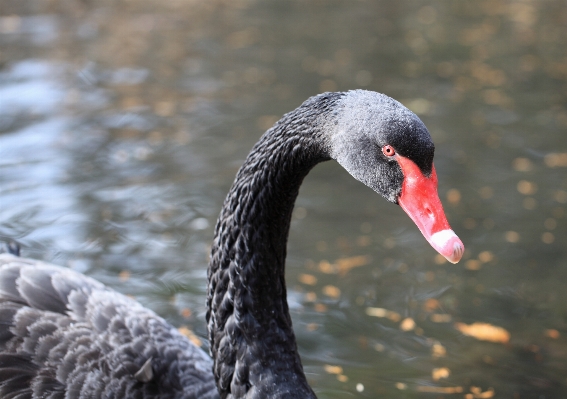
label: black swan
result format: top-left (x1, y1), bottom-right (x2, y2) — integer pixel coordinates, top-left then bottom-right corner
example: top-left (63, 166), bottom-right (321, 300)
top-left (0, 90), bottom-right (464, 398)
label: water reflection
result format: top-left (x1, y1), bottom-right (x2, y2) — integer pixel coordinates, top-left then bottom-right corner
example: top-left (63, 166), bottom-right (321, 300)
top-left (0, 0), bottom-right (566, 397)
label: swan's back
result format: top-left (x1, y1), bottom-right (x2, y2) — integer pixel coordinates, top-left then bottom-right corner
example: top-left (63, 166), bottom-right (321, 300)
top-left (0, 253), bottom-right (218, 399)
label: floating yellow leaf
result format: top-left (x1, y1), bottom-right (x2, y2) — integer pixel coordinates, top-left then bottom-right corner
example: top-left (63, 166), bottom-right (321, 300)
top-left (541, 232), bottom-right (555, 244)
top-left (470, 386), bottom-right (495, 398)
top-left (178, 326), bottom-right (202, 347)
top-left (544, 152), bottom-right (567, 167)
top-left (322, 285), bottom-right (341, 298)
top-left (447, 189), bottom-right (461, 205)
top-left (366, 307), bottom-right (401, 322)
top-left (366, 307), bottom-right (388, 317)
top-left (505, 231), bottom-right (520, 243)
top-left (374, 343), bottom-right (385, 352)
top-left (400, 317), bottom-right (416, 331)
top-left (431, 342), bottom-right (446, 358)
top-left (432, 367), bottom-right (450, 381)
top-left (431, 314), bottom-right (452, 323)
top-left (478, 251), bottom-right (494, 263)
top-left (395, 382), bottom-right (407, 390)
top-left (298, 273), bottom-right (318, 285)
top-left (387, 312), bottom-right (401, 322)
top-left (304, 292), bottom-right (317, 302)
top-left (423, 298), bottom-right (440, 312)
top-left (455, 322), bottom-right (510, 343)
top-left (517, 180), bottom-right (537, 195)
top-left (314, 303), bottom-right (327, 313)
top-left (323, 365), bottom-right (343, 375)
top-left (465, 259), bottom-right (482, 270)
top-left (336, 255), bottom-right (371, 275)
top-left (512, 157), bottom-right (533, 172)
top-left (544, 329), bottom-right (560, 339)
top-left (318, 260), bottom-right (336, 274)
top-left (417, 386), bottom-right (463, 393)
top-left (118, 270), bottom-right (131, 282)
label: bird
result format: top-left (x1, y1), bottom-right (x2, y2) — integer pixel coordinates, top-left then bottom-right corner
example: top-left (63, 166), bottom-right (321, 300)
top-left (0, 90), bottom-right (464, 399)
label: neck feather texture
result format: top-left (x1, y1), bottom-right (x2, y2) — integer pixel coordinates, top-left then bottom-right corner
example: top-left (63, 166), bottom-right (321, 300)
top-left (207, 92), bottom-right (344, 398)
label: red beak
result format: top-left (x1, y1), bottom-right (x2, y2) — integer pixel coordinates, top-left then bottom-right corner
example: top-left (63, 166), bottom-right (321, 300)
top-left (396, 155), bottom-right (464, 264)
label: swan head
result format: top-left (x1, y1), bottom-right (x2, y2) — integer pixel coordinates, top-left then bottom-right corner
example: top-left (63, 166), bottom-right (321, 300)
top-left (328, 90), bottom-right (464, 263)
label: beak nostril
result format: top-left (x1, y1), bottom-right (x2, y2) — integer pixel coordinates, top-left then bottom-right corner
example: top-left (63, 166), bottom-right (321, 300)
top-left (452, 242), bottom-right (464, 261)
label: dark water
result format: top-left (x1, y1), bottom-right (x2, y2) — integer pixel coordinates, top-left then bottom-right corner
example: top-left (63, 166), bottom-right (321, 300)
top-left (1, 1), bottom-right (566, 397)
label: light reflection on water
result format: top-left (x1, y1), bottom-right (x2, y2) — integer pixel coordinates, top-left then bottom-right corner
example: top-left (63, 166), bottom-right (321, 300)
top-left (1, 1), bottom-right (566, 397)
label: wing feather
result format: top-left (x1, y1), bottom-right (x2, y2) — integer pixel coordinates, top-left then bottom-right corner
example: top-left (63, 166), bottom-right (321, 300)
top-left (0, 254), bottom-right (218, 399)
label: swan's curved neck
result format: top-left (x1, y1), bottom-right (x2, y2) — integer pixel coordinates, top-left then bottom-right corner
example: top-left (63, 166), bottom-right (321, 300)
top-left (207, 93), bottom-right (343, 398)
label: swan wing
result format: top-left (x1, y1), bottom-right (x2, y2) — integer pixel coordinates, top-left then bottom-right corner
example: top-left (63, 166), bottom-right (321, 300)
top-left (0, 254), bottom-right (218, 399)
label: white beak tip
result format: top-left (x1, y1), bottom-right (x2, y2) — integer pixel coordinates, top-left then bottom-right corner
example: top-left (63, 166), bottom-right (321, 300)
top-left (429, 229), bottom-right (465, 264)
top-left (447, 241), bottom-right (464, 264)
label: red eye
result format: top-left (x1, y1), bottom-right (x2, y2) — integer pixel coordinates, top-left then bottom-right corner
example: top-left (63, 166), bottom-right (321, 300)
top-left (382, 145), bottom-right (396, 157)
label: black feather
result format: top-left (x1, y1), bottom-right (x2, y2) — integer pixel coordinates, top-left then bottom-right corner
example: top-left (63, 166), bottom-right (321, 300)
top-left (1, 91), bottom-right (439, 399)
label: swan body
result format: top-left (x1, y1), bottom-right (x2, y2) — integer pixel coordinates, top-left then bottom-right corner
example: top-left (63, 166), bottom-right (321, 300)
top-left (0, 254), bottom-right (218, 399)
top-left (0, 90), bottom-right (463, 398)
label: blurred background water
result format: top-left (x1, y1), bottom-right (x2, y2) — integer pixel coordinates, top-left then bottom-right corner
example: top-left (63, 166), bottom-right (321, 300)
top-left (1, 1), bottom-right (566, 397)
